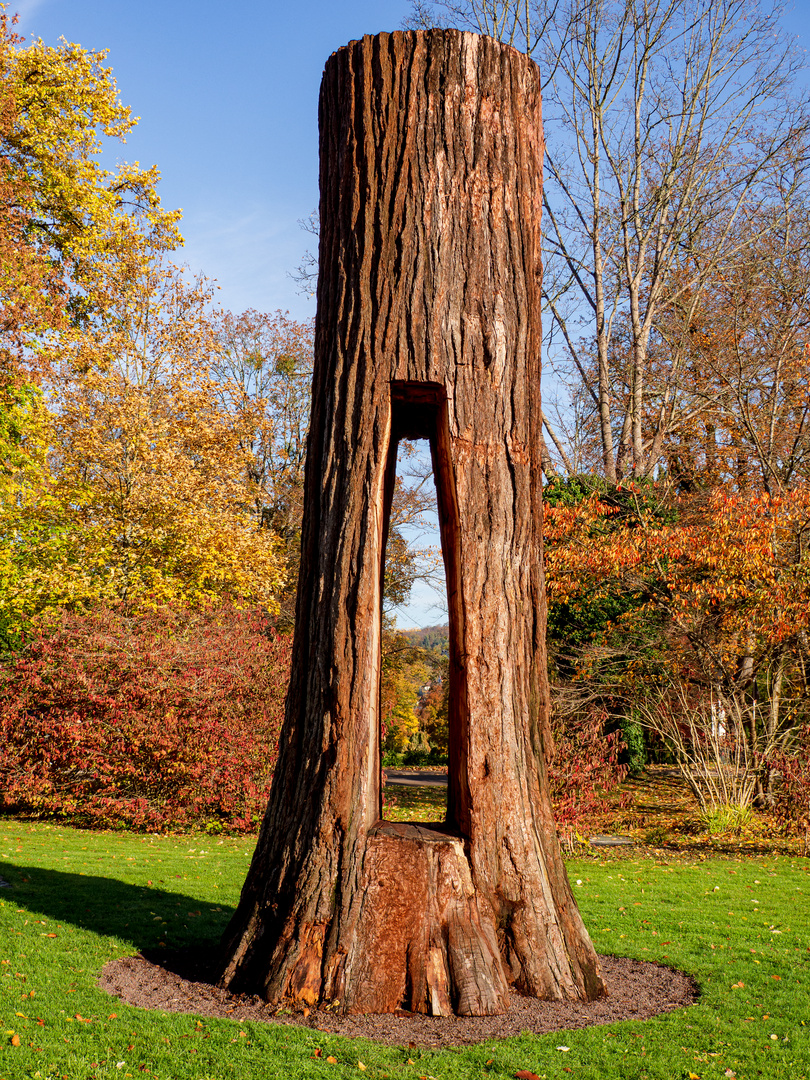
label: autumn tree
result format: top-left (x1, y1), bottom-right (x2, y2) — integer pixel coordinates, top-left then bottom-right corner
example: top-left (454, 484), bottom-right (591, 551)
top-left (1, 259), bottom-right (288, 640)
top-left (0, 11), bottom-right (181, 354)
top-left (0, 11), bottom-right (65, 383)
top-left (40, 260), bottom-right (284, 615)
top-left (205, 308), bottom-right (314, 619)
top-left (0, 382), bottom-right (55, 647)
top-left (208, 310), bottom-right (314, 542)
top-left (414, 655), bottom-right (450, 756)
top-left (408, 0), bottom-right (810, 483)
top-left (0, 11), bottom-right (68, 598)
top-left (543, 482), bottom-right (810, 808)
top-left (379, 631), bottom-right (432, 757)
top-left (651, 158), bottom-right (810, 495)
top-left (0, 15), bottom-right (294, 630)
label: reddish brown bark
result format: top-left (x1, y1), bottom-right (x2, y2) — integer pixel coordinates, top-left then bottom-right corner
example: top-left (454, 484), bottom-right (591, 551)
top-left (217, 28), bottom-right (606, 1015)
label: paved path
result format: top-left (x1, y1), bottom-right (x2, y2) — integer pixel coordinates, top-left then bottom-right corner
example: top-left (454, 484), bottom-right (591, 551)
top-left (384, 770), bottom-right (448, 788)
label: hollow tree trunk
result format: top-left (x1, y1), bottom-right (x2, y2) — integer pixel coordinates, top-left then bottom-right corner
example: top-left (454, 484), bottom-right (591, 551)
top-left (217, 28), bottom-right (606, 1015)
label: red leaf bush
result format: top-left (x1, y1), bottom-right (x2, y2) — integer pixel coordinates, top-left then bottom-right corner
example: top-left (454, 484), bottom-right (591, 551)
top-left (761, 729), bottom-right (810, 838)
top-left (0, 605), bottom-right (291, 832)
top-left (548, 705), bottom-right (628, 825)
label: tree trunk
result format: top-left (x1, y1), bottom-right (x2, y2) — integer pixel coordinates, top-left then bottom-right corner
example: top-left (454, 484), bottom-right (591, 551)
top-left (217, 28), bottom-right (606, 1016)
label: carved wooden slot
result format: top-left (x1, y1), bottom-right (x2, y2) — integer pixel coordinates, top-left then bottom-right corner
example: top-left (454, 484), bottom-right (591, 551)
top-left (382, 381), bottom-right (462, 825)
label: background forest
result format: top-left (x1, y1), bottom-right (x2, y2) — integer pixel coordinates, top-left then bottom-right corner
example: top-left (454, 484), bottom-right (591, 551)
top-left (1, 0), bottom-right (809, 842)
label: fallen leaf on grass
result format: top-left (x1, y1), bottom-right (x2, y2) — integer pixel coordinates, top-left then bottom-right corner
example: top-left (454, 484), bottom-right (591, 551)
top-left (358, 1063), bottom-right (366, 1071)
top-left (514, 1071), bottom-right (541, 1080)
top-left (326, 1056), bottom-right (338, 1064)
top-left (10, 1033), bottom-right (21, 1046)
top-left (688, 1073), bottom-right (700, 1079)
top-left (312, 1048), bottom-right (322, 1058)
top-left (731, 981), bottom-right (744, 989)
top-left (556, 1046), bottom-right (570, 1052)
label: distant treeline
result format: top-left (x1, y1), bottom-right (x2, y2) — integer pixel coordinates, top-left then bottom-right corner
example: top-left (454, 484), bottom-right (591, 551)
top-left (400, 624), bottom-right (449, 654)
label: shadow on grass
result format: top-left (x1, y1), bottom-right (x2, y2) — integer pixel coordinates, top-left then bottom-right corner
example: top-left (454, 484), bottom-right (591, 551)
top-left (0, 861), bottom-right (232, 956)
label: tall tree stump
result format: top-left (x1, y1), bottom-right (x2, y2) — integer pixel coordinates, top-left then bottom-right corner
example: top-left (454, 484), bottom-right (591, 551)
top-left (217, 28), bottom-right (606, 1016)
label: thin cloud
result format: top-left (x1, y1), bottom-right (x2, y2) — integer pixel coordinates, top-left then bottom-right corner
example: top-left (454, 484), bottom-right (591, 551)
top-left (178, 202), bottom-right (315, 318)
top-left (11, 0), bottom-right (54, 33)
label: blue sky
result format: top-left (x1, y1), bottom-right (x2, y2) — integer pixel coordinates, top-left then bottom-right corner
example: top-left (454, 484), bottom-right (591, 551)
top-left (13, 0), bottom-right (411, 321)
top-left (12, 0), bottom-right (810, 322)
top-left (12, 0), bottom-right (810, 329)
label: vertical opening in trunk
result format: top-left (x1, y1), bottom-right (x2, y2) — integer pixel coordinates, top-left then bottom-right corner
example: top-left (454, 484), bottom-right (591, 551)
top-left (380, 382), bottom-right (466, 830)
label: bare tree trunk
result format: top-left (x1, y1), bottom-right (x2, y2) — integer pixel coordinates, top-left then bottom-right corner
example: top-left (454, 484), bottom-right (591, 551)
top-left (217, 28), bottom-right (605, 1016)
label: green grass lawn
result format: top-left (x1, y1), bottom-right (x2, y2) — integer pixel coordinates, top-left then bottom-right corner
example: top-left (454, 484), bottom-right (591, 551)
top-left (1, 818), bottom-right (808, 1080)
top-left (383, 783), bottom-right (446, 822)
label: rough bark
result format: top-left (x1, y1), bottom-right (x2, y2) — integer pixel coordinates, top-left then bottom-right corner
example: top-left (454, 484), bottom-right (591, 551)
top-left (217, 28), bottom-right (606, 1015)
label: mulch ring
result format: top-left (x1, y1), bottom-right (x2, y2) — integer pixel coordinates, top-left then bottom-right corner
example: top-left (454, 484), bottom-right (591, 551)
top-left (98, 950), bottom-right (698, 1048)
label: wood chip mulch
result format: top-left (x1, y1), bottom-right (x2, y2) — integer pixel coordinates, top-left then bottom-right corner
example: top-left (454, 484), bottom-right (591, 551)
top-left (98, 949), bottom-right (698, 1047)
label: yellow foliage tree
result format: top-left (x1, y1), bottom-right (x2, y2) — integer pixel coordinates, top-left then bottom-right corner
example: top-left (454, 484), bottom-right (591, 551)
top-left (0, 383), bottom-right (59, 643)
top-left (0, 14), bottom-right (284, 633)
top-left (33, 260), bottom-right (285, 616)
top-left (379, 628), bottom-right (434, 757)
top-left (0, 8), bottom-right (181, 351)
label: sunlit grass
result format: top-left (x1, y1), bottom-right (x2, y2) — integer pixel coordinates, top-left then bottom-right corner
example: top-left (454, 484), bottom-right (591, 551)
top-left (574, 766), bottom-right (806, 857)
top-left (1, 818), bottom-right (809, 1079)
top-left (383, 784), bottom-right (446, 823)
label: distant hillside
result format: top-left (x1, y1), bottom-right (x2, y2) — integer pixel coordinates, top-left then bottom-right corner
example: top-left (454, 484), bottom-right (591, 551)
top-left (400, 623), bottom-right (449, 654)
